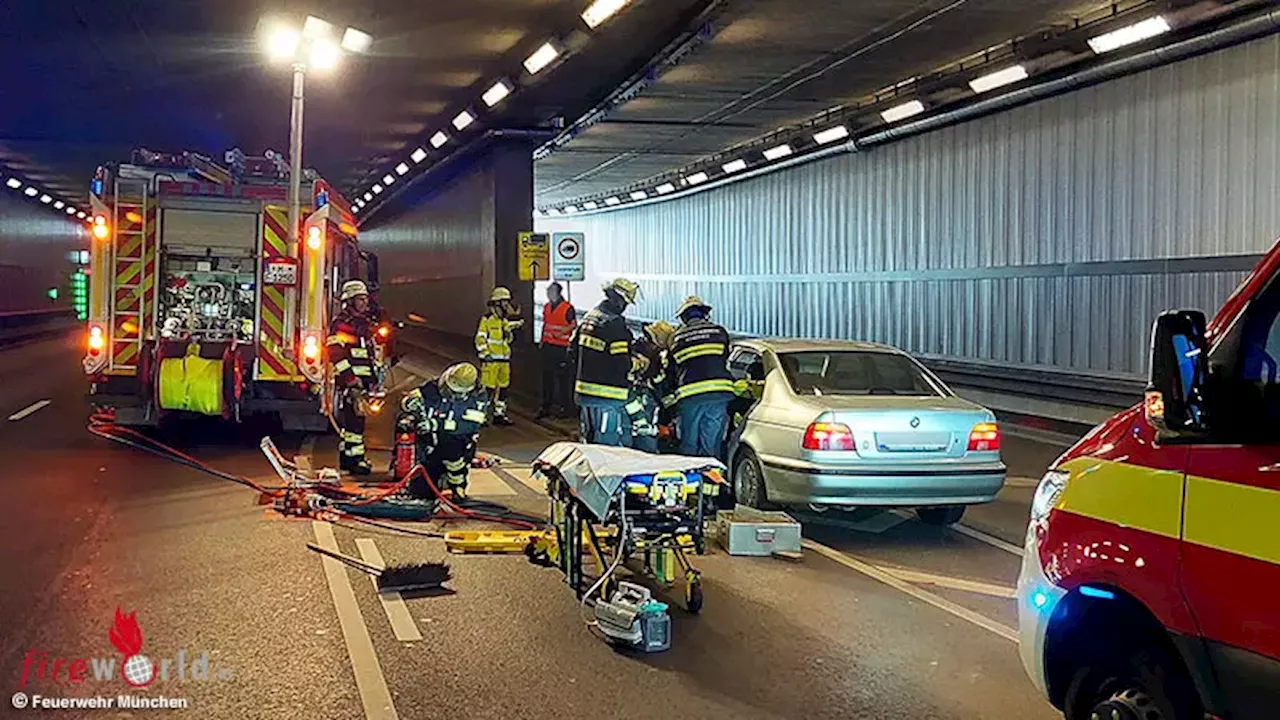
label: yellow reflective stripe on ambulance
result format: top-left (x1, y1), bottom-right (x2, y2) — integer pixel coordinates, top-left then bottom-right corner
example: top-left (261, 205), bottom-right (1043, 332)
top-left (1054, 457), bottom-right (1184, 540)
top-left (579, 335), bottom-right (606, 352)
top-left (1185, 475), bottom-right (1280, 566)
top-left (575, 381), bottom-right (627, 400)
top-left (609, 341), bottom-right (630, 355)
top-left (673, 343), bottom-right (725, 363)
top-left (675, 378), bottom-right (736, 399)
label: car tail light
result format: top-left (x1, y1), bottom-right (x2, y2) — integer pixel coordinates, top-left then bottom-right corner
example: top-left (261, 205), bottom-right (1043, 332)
top-left (803, 422), bottom-right (855, 451)
top-left (968, 422), bottom-right (1000, 451)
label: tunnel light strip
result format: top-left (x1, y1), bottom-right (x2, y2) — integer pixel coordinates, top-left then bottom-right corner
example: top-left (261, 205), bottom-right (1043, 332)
top-left (655, 182), bottom-right (675, 194)
top-left (482, 80), bottom-right (512, 107)
top-left (1088, 16), bottom-right (1170, 54)
top-left (5, 178), bottom-right (20, 189)
top-left (630, 190), bottom-right (647, 200)
top-left (684, 171), bottom-right (708, 185)
top-left (452, 111), bottom-right (475, 130)
top-left (813, 125), bottom-right (850, 144)
top-left (395, 162), bottom-right (410, 175)
top-left (23, 187), bottom-right (38, 197)
top-left (583, 201), bottom-right (599, 210)
top-left (969, 65), bottom-right (1028, 93)
top-left (880, 100), bottom-right (925, 123)
top-left (372, 184), bottom-right (383, 194)
top-left (604, 196), bottom-right (621, 206)
top-left (382, 174), bottom-right (395, 186)
top-left (524, 42), bottom-right (560, 74)
top-left (721, 159), bottom-right (747, 174)
top-left (410, 147), bottom-right (428, 163)
top-left (762, 144), bottom-right (793, 161)
top-left (430, 131), bottom-right (449, 148)
top-left (582, 0), bottom-right (631, 29)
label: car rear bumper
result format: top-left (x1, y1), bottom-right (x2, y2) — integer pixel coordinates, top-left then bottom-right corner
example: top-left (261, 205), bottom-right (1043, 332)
top-left (758, 454), bottom-right (1006, 506)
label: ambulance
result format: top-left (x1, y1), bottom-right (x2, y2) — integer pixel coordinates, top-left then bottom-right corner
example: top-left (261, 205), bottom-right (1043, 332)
top-left (83, 148), bottom-right (386, 430)
top-left (1018, 239), bottom-right (1280, 719)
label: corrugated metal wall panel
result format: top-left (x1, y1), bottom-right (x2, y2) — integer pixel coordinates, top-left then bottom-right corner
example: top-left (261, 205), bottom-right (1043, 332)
top-left (537, 33), bottom-right (1280, 378)
top-left (0, 191), bottom-right (84, 313)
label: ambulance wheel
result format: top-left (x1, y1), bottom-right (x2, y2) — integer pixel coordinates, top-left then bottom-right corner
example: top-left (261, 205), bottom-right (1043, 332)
top-left (685, 573), bottom-right (703, 614)
top-left (1064, 645), bottom-right (1202, 720)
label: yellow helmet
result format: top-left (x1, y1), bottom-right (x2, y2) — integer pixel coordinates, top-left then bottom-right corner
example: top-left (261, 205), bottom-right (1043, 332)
top-left (644, 320), bottom-right (676, 349)
top-left (440, 362), bottom-right (479, 394)
top-left (490, 287), bottom-right (512, 303)
top-left (341, 280), bottom-right (369, 302)
top-left (602, 278), bottom-right (640, 306)
top-left (676, 295), bottom-right (710, 319)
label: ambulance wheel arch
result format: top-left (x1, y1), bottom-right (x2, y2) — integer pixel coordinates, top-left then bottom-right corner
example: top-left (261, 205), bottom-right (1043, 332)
top-left (1043, 586), bottom-right (1212, 720)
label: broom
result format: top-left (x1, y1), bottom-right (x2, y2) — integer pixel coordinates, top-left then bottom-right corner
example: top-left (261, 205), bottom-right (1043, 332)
top-left (306, 543), bottom-right (453, 594)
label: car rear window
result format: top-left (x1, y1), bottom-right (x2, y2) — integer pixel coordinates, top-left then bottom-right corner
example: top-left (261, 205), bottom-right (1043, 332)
top-left (778, 351), bottom-right (944, 396)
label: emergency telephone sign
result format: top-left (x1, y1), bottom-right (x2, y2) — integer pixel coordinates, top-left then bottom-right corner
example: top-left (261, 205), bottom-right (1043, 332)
top-left (518, 232), bottom-right (550, 281)
top-left (552, 232), bottom-right (585, 282)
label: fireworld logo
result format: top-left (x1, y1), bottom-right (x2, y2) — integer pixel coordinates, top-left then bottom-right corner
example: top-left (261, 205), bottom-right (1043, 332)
top-left (17, 607), bottom-right (233, 689)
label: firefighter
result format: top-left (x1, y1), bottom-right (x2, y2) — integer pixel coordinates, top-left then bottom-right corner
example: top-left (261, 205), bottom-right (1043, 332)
top-left (568, 278), bottom-right (640, 446)
top-left (328, 280), bottom-right (379, 475)
top-left (537, 282), bottom-right (577, 419)
top-left (627, 321), bottom-right (675, 453)
top-left (668, 296), bottom-right (735, 460)
top-left (475, 287), bottom-right (523, 426)
top-left (398, 362), bottom-right (488, 501)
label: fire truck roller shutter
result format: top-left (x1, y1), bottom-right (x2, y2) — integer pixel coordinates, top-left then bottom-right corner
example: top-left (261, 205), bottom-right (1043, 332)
top-left (161, 208), bottom-right (259, 253)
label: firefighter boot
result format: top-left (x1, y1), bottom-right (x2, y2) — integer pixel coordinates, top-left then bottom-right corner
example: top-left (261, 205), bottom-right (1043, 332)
top-left (340, 456), bottom-right (373, 476)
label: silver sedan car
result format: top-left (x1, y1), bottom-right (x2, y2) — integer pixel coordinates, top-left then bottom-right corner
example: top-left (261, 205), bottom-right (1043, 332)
top-left (725, 339), bottom-right (1006, 526)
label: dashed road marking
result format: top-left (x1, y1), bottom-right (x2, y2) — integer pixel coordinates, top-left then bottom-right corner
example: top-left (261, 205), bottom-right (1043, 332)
top-left (951, 523), bottom-right (1024, 557)
top-left (8, 399), bottom-right (50, 421)
top-left (312, 521), bottom-right (400, 720)
top-left (355, 538), bottom-right (424, 642)
top-left (803, 539), bottom-right (1018, 643)
top-left (877, 566), bottom-right (1016, 598)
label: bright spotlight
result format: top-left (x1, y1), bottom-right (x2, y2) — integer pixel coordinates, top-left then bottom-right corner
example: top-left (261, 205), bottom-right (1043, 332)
top-left (309, 39), bottom-right (341, 71)
top-left (302, 16), bottom-right (334, 40)
top-left (341, 27), bottom-right (373, 54)
top-left (265, 25), bottom-right (300, 61)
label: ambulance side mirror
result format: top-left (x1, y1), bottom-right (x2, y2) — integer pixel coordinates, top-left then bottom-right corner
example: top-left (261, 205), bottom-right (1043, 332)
top-left (1146, 310), bottom-right (1208, 434)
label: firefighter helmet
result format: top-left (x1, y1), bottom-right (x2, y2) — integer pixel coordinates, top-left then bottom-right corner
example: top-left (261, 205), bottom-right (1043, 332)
top-left (490, 287), bottom-right (512, 303)
top-left (676, 295), bottom-right (710, 320)
top-left (602, 278), bottom-right (640, 306)
top-left (341, 280), bottom-right (369, 302)
top-left (440, 362), bottom-right (479, 395)
top-left (643, 320), bottom-right (676, 350)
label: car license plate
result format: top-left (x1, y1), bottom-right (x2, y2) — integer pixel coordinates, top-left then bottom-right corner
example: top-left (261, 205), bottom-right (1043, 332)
top-left (263, 259), bottom-right (298, 286)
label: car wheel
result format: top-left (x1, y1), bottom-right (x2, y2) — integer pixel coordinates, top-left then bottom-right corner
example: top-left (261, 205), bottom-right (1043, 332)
top-left (915, 505), bottom-right (965, 526)
top-left (732, 450), bottom-right (770, 509)
top-left (1064, 645), bottom-right (1203, 720)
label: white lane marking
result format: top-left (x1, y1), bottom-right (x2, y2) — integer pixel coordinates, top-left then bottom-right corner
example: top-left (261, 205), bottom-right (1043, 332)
top-left (467, 469), bottom-right (516, 497)
top-left (951, 523), bottom-right (1025, 557)
top-left (8, 399), bottom-right (50, 421)
top-left (803, 540), bottom-right (1018, 643)
top-left (877, 566), bottom-right (1016, 598)
top-left (1004, 476), bottom-right (1040, 489)
top-left (355, 538), bottom-right (424, 642)
top-left (312, 521), bottom-right (401, 720)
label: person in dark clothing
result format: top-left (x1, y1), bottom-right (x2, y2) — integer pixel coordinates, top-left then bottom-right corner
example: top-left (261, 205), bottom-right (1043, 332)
top-left (567, 278), bottom-right (640, 446)
top-left (327, 280), bottom-right (379, 475)
top-left (398, 362), bottom-right (488, 500)
top-left (668, 296), bottom-right (734, 459)
top-left (537, 282), bottom-right (577, 419)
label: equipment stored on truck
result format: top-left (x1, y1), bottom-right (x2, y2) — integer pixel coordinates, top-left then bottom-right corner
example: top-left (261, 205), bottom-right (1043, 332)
top-left (82, 148), bottom-right (389, 430)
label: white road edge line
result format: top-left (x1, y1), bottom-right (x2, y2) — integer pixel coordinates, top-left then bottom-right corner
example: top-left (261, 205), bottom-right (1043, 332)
top-left (803, 539), bottom-right (1018, 643)
top-left (8, 399), bottom-right (51, 421)
top-left (355, 538), bottom-right (424, 642)
top-left (951, 523), bottom-right (1025, 557)
top-left (312, 521), bottom-right (400, 720)
top-left (877, 566), bottom-right (1016, 598)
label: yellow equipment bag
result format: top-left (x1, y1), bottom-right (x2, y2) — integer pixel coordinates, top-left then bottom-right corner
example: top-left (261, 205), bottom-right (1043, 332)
top-left (158, 344), bottom-right (224, 416)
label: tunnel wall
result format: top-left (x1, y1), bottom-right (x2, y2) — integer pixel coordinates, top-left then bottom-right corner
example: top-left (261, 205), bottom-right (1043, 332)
top-left (0, 191), bottom-right (85, 313)
top-left (536, 32), bottom-right (1280, 380)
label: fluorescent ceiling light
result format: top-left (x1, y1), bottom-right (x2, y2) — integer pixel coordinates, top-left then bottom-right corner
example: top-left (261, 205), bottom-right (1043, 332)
top-left (656, 183), bottom-right (675, 194)
top-left (880, 100), bottom-right (925, 124)
top-left (604, 196), bottom-right (621, 206)
top-left (762, 144), bottom-right (792, 161)
top-left (77, 211), bottom-right (86, 219)
top-left (341, 27), bottom-right (373, 54)
top-left (583, 201), bottom-right (599, 210)
top-left (546, 208), bottom-right (561, 216)
top-left (630, 190), bottom-right (648, 200)
top-left (582, 0), bottom-right (630, 29)
top-left (5, 178), bottom-right (20, 189)
top-left (39, 194), bottom-right (52, 203)
top-left (352, 205), bottom-right (360, 214)
top-left (524, 42), bottom-right (560, 74)
top-left (482, 80), bottom-right (512, 107)
top-left (410, 147), bottom-right (428, 163)
top-left (969, 65), bottom-right (1028, 94)
top-left (430, 131), bottom-right (449, 148)
top-left (395, 162), bottom-right (410, 175)
top-left (684, 171), bottom-right (709, 185)
top-left (452, 111), bottom-right (474, 130)
top-left (722, 159), bottom-right (747, 174)
top-left (372, 184), bottom-right (383, 194)
top-left (1088, 16), bottom-right (1171, 54)
top-left (66, 207), bottom-right (77, 215)
top-left (813, 125), bottom-right (850, 144)
top-left (53, 200), bottom-right (65, 209)
top-left (382, 174), bottom-right (395, 185)
top-left (565, 205), bottom-right (578, 213)
top-left (24, 186), bottom-right (38, 197)
top-left (302, 16), bottom-right (334, 39)
top-left (363, 192), bottom-right (373, 201)
top-left (309, 40), bottom-right (341, 71)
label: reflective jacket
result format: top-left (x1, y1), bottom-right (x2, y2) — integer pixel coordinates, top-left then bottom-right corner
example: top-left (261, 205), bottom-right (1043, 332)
top-left (668, 318), bottom-right (734, 402)
top-left (541, 300), bottom-right (576, 347)
top-left (327, 311), bottom-right (377, 389)
top-left (571, 304), bottom-right (633, 401)
top-left (475, 312), bottom-right (515, 361)
top-left (400, 381), bottom-right (488, 457)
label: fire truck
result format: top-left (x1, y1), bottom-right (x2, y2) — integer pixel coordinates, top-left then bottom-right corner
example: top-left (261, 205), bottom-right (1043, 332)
top-left (1018, 238), bottom-right (1280, 719)
top-left (83, 148), bottom-right (385, 430)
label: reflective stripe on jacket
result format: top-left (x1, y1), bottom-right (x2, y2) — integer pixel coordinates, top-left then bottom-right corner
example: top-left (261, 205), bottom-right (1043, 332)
top-left (669, 318), bottom-right (733, 402)
top-left (327, 312), bottom-right (377, 389)
top-left (573, 305), bottom-right (632, 401)
top-left (541, 301), bottom-right (576, 347)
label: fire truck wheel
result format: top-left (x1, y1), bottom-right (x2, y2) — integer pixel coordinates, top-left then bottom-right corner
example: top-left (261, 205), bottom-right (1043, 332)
top-left (1063, 644), bottom-right (1203, 720)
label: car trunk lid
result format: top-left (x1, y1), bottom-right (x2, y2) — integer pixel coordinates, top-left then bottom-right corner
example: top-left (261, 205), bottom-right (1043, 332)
top-left (800, 396), bottom-right (990, 460)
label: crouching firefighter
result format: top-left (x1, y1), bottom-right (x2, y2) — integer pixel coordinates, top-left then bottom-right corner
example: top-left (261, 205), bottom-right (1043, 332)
top-left (328, 280), bottom-right (379, 475)
top-left (398, 363), bottom-right (488, 501)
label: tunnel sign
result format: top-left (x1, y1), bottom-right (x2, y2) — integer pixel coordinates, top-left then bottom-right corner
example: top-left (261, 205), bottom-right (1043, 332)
top-left (552, 232), bottom-right (585, 282)
top-left (518, 232), bottom-right (550, 281)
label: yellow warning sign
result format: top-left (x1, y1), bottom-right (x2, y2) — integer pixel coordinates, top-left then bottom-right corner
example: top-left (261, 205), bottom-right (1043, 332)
top-left (518, 232), bottom-right (550, 281)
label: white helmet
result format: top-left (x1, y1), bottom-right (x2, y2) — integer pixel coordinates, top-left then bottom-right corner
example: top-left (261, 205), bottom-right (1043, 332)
top-left (341, 280), bottom-right (369, 302)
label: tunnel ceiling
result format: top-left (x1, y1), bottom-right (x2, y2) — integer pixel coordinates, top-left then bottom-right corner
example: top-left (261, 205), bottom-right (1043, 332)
top-left (0, 0), bottom-right (711, 212)
top-left (532, 0), bottom-right (1248, 208)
